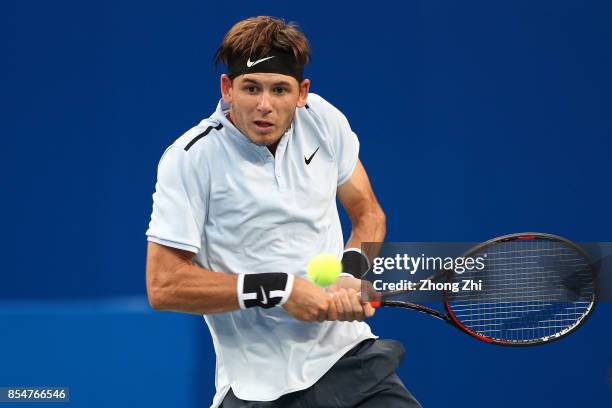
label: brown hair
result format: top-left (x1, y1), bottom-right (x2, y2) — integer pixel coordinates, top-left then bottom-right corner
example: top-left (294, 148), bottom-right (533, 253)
top-left (215, 16), bottom-right (310, 66)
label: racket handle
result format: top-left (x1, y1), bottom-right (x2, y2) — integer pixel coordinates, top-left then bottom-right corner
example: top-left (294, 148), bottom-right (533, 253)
top-left (369, 300), bottom-right (382, 308)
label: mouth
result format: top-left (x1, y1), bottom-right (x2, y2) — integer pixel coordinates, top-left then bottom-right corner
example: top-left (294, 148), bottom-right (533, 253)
top-left (253, 120), bottom-right (274, 132)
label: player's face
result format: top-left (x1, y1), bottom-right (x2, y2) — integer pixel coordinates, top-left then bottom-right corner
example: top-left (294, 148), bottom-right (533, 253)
top-left (221, 73), bottom-right (310, 146)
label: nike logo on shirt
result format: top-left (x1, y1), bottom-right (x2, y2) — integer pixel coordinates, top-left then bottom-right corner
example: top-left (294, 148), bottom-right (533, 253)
top-left (246, 56), bottom-right (276, 67)
top-left (304, 147), bottom-right (320, 165)
top-left (260, 286), bottom-right (268, 305)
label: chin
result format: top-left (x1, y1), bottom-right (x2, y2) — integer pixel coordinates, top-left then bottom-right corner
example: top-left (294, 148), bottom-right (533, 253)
top-left (249, 133), bottom-right (283, 147)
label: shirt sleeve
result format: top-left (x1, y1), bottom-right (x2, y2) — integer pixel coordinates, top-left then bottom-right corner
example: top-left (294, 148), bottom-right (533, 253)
top-left (308, 94), bottom-right (360, 186)
top-left (145, 146), bottom-right (208, 253)
top-left (332, 111), bottom-right (360, 186)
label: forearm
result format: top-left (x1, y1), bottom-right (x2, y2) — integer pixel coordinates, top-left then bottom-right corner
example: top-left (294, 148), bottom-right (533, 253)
top-left (146, 242), bottom-right (239, 315)
top-left (148, 263), bottom-right (239, 315)
top-left (337, 160), bottom-right (386, 262)
top-left (345, 203), bottom-right (386, 257)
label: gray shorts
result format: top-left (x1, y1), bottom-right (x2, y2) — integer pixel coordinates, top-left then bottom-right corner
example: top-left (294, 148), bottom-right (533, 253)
top-left (220, 339), bottom-right (422, 408)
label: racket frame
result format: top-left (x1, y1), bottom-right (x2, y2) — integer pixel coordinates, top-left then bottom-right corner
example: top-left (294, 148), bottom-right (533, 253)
top-left (369, 232), bottom-right (598, 346)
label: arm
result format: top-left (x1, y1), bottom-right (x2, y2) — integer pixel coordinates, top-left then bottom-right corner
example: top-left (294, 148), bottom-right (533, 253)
top-left (326, 159), bottom-right (385, 321)
top-left (337, 159), bottom-right (386, 253)
top-left (146, 241), bottom-right (239, 314)
top-left (146, 241), bottom-right (331, 320)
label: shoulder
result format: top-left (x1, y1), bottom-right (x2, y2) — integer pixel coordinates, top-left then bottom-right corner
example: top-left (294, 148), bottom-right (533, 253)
top-left (172, 119), bottom-right (225, 154)
top-left (299, 93), bottom-right (353, 141)
top-left (156, 119), bottom-right (225, 176)
top-left (302, 93), bottom-right (349, 125)
top-left (300, 93), bottom-right (352, 137)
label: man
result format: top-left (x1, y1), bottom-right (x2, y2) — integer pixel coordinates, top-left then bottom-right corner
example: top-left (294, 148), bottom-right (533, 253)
top-left (146, 16), bottom-right (421, 408)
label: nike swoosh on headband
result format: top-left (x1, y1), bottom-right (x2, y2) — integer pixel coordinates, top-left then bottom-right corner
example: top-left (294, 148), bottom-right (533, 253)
top-left (246, 56), bottom-right (276, 68)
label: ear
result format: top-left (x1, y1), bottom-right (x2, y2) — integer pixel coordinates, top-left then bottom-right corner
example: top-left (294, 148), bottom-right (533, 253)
top-left (296, 79), bottom-right (310, 108)
top-left (220, 74), bottom-right (233, 103)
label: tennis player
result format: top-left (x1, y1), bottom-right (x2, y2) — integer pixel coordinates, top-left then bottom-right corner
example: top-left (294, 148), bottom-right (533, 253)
top-left (145, 16), bottom-right (421, 408)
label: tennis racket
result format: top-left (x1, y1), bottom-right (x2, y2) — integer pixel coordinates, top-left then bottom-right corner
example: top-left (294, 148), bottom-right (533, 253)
top-left (367, 233), bottom-right (597, 346)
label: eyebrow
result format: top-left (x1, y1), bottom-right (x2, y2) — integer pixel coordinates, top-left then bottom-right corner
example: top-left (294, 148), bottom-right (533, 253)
top-left (241, 78), bottom-right (293, 87)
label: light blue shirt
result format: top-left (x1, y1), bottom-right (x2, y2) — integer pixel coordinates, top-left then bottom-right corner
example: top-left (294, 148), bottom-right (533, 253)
top-left (146, 93), bottom-right (375, 405)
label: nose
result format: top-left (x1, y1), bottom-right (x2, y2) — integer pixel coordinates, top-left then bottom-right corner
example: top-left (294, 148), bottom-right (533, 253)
top-left (257, 91), bottom-right (272, 113)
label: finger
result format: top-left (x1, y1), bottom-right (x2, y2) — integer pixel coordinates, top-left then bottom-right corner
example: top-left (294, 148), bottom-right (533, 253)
top-left (339, 289), bottom-right (354, 322)
top-left (336, 276), bottom-right (361, 291)
top-left (363, 302), bottom-right (376, 318)
top-left (326, 283), bottom-right (339, 293)
top-left (334, 291), bottom-right (346, 320)
top-left (317, 299), bottom-right (329, 322)
top-left (355, 292), bottom-right (375, 319)
top-left (327, 294), bottom-right (338, 321)
top-left (347, 289), bottom-right (365, 321)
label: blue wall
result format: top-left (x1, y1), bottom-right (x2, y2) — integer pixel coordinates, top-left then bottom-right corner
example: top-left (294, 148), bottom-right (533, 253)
top-left (3, 0), bottom-right (611, 406)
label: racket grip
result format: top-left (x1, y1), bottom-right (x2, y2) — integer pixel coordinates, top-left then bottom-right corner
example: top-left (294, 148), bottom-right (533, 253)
top-left (369, 300), bottom-right (382, 308)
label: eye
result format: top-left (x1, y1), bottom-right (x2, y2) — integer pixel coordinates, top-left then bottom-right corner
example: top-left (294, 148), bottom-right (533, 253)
top-left (245, 86), bottom-right (259, 93)
top-left (273, 87), bottom-right (287, 95)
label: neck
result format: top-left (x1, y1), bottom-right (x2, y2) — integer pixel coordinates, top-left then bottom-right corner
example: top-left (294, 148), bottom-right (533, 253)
top-left (267, 141), bottom-right (279, 156)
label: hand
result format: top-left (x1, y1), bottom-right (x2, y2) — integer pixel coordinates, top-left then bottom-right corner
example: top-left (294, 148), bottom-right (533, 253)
top-left (282, 276), bottom-right (331, 322)
top-left (326, 276), bottom-right (376, 322)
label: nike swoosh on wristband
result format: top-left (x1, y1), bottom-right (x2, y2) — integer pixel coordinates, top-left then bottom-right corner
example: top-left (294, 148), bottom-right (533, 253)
top-left (304, 147), bottom-right (320, 165)
top-left (246, 56), bottom-right (276, 68)
top-left (259, 286), bottom-right (268, 305)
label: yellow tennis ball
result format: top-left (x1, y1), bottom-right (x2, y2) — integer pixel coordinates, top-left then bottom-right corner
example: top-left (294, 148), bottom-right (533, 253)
top-left (307, 253), bottom-right (342, 286)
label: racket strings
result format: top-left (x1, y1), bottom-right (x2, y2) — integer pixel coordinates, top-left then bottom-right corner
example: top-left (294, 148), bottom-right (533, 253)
top-left (446, 239), bottom-right (595, 343)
